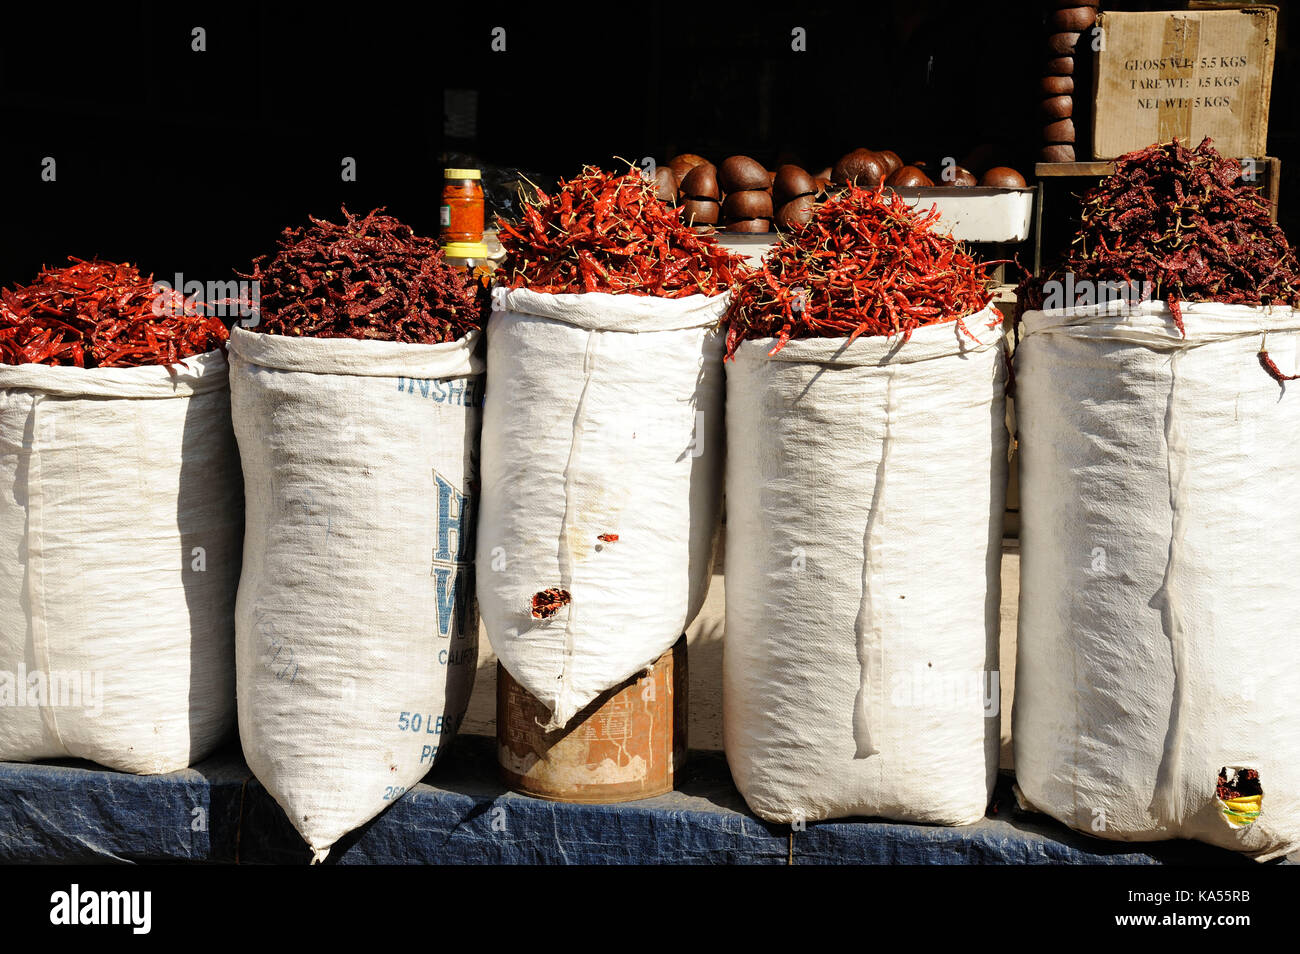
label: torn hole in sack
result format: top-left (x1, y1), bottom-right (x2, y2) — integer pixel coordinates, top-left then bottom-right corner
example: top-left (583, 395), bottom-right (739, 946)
top-left (1215, 766), bottom-right (1263, 828)
top-left (530, 587), bottom-right (572, 620)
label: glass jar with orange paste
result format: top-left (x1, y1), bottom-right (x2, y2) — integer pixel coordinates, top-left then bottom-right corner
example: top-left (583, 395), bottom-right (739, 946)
top-left (441, 168), bottom-right (487, 262)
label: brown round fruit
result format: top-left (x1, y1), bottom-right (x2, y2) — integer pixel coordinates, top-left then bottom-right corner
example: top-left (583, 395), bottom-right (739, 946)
top-left (723, 189), bottom-right (774, 220)
top-left (1043, 118), bottom-right (1076, 142)
top-left (668, 153), bottom-right (707, 175)
top-left (1047, 32), bottom-right (1082, 56)
top-left (877, 150), bottom-right (904, 176)
top-left (668, 156), bottom-right (707, 186)
top-left (935, 165), bottom-right (977, 187)
top-left (773, 164), bottom-right (816, 203)
top-left (1040, 74), bottom-right (1074, 96)
top-left (776, 195), bottom-right (816, 231)
top-left (979, 166), bottom-right (1027, 188)
top-left (1045, 56), bottom-right (1074, 75)
top-left (1040, 95), bottom-right (1073, 120)
top-left (680, 197), bottom-right (720, 226)
top-left (1039, 144), bottom-right (1076, 163)
top-left (886, 165), bottom-right (934, 187)
top-left (833, 148), bottom-right (887, 187)
top-left (718, 155), bottom-right (769, 192)
top-left (1049, 6), bottom-right (1097, 31)
top-left (724, 217), bottom-right (771, 234)
top-left (815, 166), bottom-right (833, 180)
top-left (653, 166), bottom-right (678, 202)
top-left (679, 162), bottom-right (720, 200)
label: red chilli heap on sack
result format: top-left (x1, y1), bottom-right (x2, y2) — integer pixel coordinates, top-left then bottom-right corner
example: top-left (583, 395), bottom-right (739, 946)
top-left (1016, 138), bottom-right (1300, 378)
top-left (496, 165), bottom-right (749, 297)
top-left (0, 258), bottom-right (228, 368)
top-left (724, 184), bottom-right (997, 359)
top-left (245, 206), bottom-right (486, 342)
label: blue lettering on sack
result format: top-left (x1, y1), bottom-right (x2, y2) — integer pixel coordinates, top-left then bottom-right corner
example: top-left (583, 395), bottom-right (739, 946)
top-left (431, 471), bottom-right (476, 640)
top-left (395, 377), bottom-right (480, 406)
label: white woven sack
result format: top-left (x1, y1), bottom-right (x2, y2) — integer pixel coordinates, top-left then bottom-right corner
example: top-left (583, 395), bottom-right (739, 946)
top-left (478, 287), bottom-right (725, 729)
top-left (724, 306), bottom-right (1007, 825)
top-left (1014, 300), bottom-right (1300, 860)
top-left (228, 326), bottom-right (481, 860)
top-left (0, 351), bottom-right (241, 774)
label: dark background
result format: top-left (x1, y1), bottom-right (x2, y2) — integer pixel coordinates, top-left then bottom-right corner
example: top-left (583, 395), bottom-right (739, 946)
top-left (0, 1), bottom-right (1295, 289)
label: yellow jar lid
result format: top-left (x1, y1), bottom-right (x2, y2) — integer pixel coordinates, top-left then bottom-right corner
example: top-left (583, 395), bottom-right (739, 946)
top-left (444, 168), bottom-right (481, 179)
top-left (442, 241), bottom-right (490, 258)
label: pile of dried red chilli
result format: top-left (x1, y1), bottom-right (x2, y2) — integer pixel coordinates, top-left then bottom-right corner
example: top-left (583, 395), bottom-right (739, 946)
top-left (496, 165), bottom-right (749, 297)
top-left (724, 184), bottom-right (997, 358)
top-left (245, 206), bottom-right (485, 343)
top-left (1217, 768), bottom-right (1262, 801)
top-left (530, 587), bottom-right (572, 620)
top-left (1017, 138), bottom-right (1300, 337)
top-left (0, 258), bottom-right (228, 368)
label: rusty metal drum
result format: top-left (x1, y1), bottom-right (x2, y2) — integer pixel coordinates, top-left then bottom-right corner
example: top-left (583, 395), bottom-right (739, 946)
top-left (497, 636), bottom-right (687, 802)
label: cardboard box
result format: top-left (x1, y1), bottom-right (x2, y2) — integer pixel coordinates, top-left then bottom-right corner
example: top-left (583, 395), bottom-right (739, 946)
top-left (1092, 6), bottom-right (1277, 159)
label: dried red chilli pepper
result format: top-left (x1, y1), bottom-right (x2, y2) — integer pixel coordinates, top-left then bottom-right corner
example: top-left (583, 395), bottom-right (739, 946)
top-left (1168, 296), bottom-right (1185, 339)
top-left (0, 258), bottom-right (227, 368)
top-left (244, 206), bottom-right (485, 342)
top-left (1016, 138), bottom-right (1300, 345)
top-left (497, 165), bottom-right (750, 298)
top-left (723, 184), bottom-right (997, 358)
top-left (1258, 348), bottom-right (1299, 383)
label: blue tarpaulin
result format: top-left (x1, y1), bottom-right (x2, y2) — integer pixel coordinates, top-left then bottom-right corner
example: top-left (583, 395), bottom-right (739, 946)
top-left (0, 735), bottom-right (1273, 865)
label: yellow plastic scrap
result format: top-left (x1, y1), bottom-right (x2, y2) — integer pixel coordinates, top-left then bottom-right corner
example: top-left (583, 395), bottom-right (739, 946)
top-left (1220, 794), bottom-right (1262, 828)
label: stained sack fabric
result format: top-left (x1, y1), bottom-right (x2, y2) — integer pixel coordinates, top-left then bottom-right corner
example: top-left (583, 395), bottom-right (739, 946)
top-left (1014, 300), bottom-right (1300, 860)
top-left (0, 351), bottom-right (241, 774)
top-left (723, 306), bottom-right (1007, 825)
top-left (478, 287), bottom-right (725, 729)
top-left (228, 326), bottom-right (481, 861)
